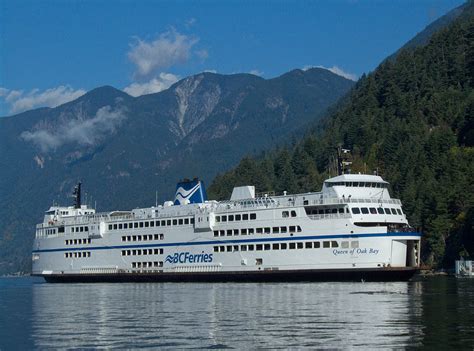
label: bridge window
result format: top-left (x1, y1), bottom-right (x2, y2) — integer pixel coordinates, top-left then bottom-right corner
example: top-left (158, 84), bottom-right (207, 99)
top-left (241, 228), bottom-right (247, 235)
top-left (341, 241), bottom-right (349, 248)
top-left (256, 228), bottom-right (263, 234)
top-left (323, 241), bottom-right (330, 248)
top-left (352, 208), bottom-right (360, 214)
top-left (397, 209), bottom-right (402, 215)
top-left (281, 243), bottom-right (288, 250)
top-left (313, 242), bottom-right (320, 248)
top-left (273, 243), bottom-right (280, 250)
top-left (248, 245), bottom-right (254, 251)
top-left (250, 213), bottom-right (257, 220)
top-left (243, 214), bottom-right (249, 220)
top-left (370, 208), bottom-right (377, 214)
top-left (236, 214), bottom-right (241, 221)
top-left (297, 242), bottom-right (303, 249)
top-left (264, 244), bottom-right (271, 250)
top-left (221, 216), bottom-right (227, 222)
top-left (273, 227), bottom-right (280, 234)
top-left (391, 208), bottom-right (397, 215)
top-left (291, 211), bottom-right (297, 217)
top-left (280, 226), bottom-right (287, 233)
top-left (351, 241), bottom-right (359, 248)
top-left (305, 242), bottom-right (312, 249)
top-left (361, 208), bottom-right (369, 214)
top-left (264, 227), bottom-right (271, 234)
top-left (241, 245), bottom-right (247, 251)
top-left (384, 208), bottom-right (391, 215)
top-left (282, 211), bottom-right (289, 218)
top-left (248, 228), bottom-right (254, 235)
top-left (377, 208), bottom-right (384, 214)
top-left (331, 241), bottom-right (339, 248)
top-left (228, 215), bottom-right (234, 221)
top-left (289, 243), bottom-right (296, 249)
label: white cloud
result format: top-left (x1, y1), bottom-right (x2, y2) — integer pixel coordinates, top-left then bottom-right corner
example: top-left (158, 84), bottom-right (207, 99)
top-left (0, 86), bottom-right (86, 114)
top-left (185, 18), bottom-right (197, 28)
top-left (128, 30), bottom-right (199, 78)
top-left (123, 72), bottom-right (180, 97)
top-left (249, 69), bottom-right (264, 76)
top-left (21, 105), bottom-right (126, 152)
top-left (195, 49), bottom-right (209, 61)
top-left (203, 69), bottom-right (217, 74)
top-left (303, 65), bottom-right (358, 81)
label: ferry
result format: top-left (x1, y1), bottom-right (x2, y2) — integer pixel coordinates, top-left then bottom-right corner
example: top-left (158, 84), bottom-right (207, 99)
top-left (32, 156), bottom-right (421, 282)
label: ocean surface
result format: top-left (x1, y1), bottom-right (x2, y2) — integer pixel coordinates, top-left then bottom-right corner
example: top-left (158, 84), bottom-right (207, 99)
top-left (0, 276), bottom-right (473, 349)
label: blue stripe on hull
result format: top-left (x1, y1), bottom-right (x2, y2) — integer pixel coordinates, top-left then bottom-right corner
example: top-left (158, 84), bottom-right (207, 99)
top-left (32, 232), bottom-right (421, 253)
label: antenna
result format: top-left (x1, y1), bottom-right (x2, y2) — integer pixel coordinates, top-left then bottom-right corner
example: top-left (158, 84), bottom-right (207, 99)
top-left (155, 191), bottom-right (158, 207)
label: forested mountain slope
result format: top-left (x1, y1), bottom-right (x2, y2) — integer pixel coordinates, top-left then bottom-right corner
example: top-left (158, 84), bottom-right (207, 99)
top-left (209, 4), bottom-right (474, 267)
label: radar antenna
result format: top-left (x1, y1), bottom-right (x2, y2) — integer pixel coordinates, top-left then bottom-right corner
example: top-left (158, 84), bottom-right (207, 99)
top-left (337, 146), bottom-right (352, 175)
top-left (73, 182), bottom-right (82, 209)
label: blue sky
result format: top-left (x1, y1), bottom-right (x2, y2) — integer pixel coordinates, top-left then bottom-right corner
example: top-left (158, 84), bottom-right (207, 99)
top-left (0, 0), bottom-right (464, 116)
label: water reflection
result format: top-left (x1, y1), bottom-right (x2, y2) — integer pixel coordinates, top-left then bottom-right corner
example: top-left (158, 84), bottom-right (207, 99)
top-left (30, 281), bottom-right (427, 349)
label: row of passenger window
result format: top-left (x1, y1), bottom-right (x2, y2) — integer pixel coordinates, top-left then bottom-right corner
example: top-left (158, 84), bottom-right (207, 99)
top-left (109, 217), bottom-right (194, 231)
top-left (121, 234), bottom-right (164, 242)
top-left (131, 261), bottom-right (163, 268)
top-left (64, 251), bottom-right (91, 258)
top-left (352, 207), bottom-right (402, 215)
top-left (71, 226), bottom-right (88, 233)
top-left (213, 240), bottom-right (359, 252)
top-left (327, 181), bottom-right (388, 188)
top-left (307, 207), bottom-right (348, 215)
top-left (213, 225), bottom-right (302, 237)
top-left (65, 238), bottom-right (91, 245)
top-left (121, 248), bottom-right (164, 256)
top-left (215, 213), bottom-right (257, 223)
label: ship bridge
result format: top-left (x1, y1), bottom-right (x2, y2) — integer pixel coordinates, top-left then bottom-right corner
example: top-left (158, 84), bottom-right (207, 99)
top-left (322, 174), bottom-right (390, 200)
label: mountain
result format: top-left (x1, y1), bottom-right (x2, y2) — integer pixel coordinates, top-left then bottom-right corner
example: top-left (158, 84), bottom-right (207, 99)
top-left (0, 68), bottom-right (354, 274)
top-left (209, 3), bottom-right (474, 268)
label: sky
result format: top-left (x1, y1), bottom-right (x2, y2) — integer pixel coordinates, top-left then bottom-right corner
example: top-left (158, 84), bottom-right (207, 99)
top-left (0, 0), bottom-right (465, 116)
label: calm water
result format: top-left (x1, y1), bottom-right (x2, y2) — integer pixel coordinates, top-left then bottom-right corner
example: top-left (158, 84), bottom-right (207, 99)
top-left (0, 276), bottom-right (473, 349)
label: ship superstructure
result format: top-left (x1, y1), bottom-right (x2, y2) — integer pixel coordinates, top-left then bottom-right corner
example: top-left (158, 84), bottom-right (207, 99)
top-left (32, 170), bottom-right (421, 282)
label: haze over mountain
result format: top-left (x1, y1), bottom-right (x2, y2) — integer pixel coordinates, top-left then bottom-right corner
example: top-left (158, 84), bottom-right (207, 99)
top-left (0, 68), bottom-right (353, 274)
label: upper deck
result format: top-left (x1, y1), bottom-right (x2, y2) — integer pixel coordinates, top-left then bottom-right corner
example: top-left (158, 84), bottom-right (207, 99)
top-left (36, 173), bottom-right (403, 232)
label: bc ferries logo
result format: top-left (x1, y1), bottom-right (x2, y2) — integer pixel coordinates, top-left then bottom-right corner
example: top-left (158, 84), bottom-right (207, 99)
top-left (165, 252), bottom-right (213, 264)
top-left (174, 178), bottom-right (208, 205)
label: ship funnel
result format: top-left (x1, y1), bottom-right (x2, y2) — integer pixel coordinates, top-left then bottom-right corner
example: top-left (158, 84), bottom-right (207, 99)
top-left (73, 182), bottom-right (82, 209)
top-left (174, 178), bottom-right (207, 205)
